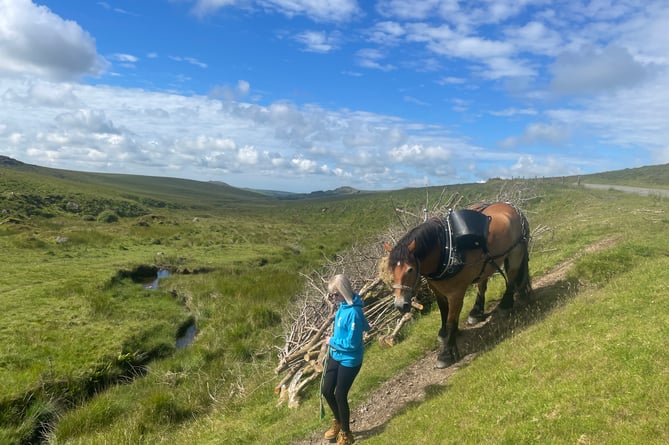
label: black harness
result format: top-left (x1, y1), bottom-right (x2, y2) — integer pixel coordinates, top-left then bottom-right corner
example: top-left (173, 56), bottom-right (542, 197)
top-left (423, 214), bottom-right (463, 280)
top-left (423, 204), bottom-right (528, 285)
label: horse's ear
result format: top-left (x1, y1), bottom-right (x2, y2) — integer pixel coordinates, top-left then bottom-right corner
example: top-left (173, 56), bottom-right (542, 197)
top-left (383, 242), bottom-right (393, 252)
top-left (408, 240), bottom-right (416, 253)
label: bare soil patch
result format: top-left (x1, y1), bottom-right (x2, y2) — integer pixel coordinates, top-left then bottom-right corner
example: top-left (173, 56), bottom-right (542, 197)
top-left (294, 237), bottom-right (620, 444)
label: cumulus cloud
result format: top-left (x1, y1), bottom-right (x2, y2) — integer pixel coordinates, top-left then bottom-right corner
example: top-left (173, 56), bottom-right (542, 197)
top-left (550, 46), bottom-right (652, 95)
top-left (367, 21), bottom-right (406, 45)
top-left (499, 123), bottom-right (570, 148)
top-left (0, 0), bottom-right (107, 80)
top-left (2, 75), bottom-right (480, 191)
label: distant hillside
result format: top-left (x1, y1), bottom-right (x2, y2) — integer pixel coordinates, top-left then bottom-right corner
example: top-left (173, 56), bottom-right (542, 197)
top-left (0, 156), bottom-right (275, 220)
top-left (575, 163), bottom-right (669, 189)
top-left (0, 156), bottom-right (377, 222)
top-left (0, 156), bottom-right (270, 200)
top-left (255, 186), bottom-right (369, 200)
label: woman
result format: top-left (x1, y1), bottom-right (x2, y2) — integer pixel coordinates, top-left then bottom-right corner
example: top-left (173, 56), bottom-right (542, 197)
top-left (321, 274), bottom-right (371, 445)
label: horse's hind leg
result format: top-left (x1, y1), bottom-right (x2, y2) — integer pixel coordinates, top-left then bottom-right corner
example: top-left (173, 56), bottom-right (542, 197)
top-left (498, 257), bottom-right (516, 310)
top-left (467, 278), bottom-right (488, 324)
top-left (499, 246), bottom-right (529, 310)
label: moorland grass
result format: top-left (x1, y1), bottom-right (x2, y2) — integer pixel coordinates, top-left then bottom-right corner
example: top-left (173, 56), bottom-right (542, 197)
top-left (1, 170), bottom-right (429, 442)
top-left (2, 164), bottom-right (668, 444)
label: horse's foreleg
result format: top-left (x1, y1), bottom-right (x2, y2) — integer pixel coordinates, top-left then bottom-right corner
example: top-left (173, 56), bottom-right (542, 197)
top-left (436, 294), bottom-right (463, 369)
top-left (436, 296), bottom-right (449, 344)
top-left (467, 278), bottom-right (488, 324)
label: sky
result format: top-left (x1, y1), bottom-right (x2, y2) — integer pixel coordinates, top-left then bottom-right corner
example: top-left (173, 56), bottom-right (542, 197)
top-left (1, 0), bottom-right (668, 193)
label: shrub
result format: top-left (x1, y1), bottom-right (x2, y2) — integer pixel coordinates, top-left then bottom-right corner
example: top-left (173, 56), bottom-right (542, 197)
top-left (97, 211), bottom-right (119, 223)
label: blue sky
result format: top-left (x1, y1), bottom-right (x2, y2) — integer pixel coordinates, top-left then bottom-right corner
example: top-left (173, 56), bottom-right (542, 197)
top-left (1, 0), bottom-right (668, 192)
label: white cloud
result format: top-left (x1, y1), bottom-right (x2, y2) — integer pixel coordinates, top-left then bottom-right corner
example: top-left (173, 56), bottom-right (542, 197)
top-left (550, 46), bottom-right (652, 95)
top-left (547, 72), bottom-right (669, 150)
top-left (376, 0), bottom-right (443, 21)
top-left (169, 55), bottom-right (208, 69)
top-left (109, 53), bottom-right (139, 63)
top-left (499, 123), bottom-right (570, 148)
top-left (490, 108), bottom-right (538, 117)
top-left (191, 0), bottom-right (360, 22)
top-left (356, 48), bottom-right (395, 71)
top-left (55, 109), bottom-right (121, 134)
top-left (0, 0), bottom-right (108, 80)
top-left (504, 21), bottom-right (563, 56)
top-left (294, 30), bottom-right (339, 53)
top-left (2, 79), bottom-right (82, 107)
top-left (367, 21), bottom-right (406, 45)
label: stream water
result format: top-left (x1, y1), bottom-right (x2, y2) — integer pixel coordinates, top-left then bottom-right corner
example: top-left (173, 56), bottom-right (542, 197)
top-left (143, 268), bottom-right (171, 289)
top-left (142, 268), bottom-right (197, 348)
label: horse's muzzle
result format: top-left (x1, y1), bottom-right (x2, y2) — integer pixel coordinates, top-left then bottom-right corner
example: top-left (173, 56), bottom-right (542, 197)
top-left (394, 295), bottom-right (412, 314)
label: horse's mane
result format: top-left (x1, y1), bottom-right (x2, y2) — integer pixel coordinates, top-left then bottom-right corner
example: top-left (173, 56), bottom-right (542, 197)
top-left (388, 219), bottom-right (440, 266)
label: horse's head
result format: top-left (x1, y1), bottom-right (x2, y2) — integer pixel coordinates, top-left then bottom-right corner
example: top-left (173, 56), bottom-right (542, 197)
top-left (383, 239), bottom-right (420, 314)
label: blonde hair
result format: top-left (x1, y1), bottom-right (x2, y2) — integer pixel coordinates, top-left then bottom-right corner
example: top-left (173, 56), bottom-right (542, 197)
top-left (328, 274), bottom-right (354, 305)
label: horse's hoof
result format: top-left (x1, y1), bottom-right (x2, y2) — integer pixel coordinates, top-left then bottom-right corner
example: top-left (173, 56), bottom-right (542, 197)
top-left (436, 351), bottom-right (458, 368)
top-left (467, 314), bottom-right (486, 325)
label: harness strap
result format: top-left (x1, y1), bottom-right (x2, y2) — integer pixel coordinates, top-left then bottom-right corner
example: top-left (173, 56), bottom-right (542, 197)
top-left (424, 215), bottom-right (461, 280)
top-left (471, 203), bottom-right (530, 284)
top-left (472, 252), bottom-right (508, 285)
top-left (392, 284), bottom-right (414, 291)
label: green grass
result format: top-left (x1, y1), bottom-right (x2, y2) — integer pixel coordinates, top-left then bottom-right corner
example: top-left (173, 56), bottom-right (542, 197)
top-left (576, 162), bottom-right (669, 189)
top-left (1, 161), bottom-right (668, 444)
top-left (361, 256), bottom-right (669, 444)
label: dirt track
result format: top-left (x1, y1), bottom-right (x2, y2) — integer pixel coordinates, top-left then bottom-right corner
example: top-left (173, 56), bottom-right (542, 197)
top-left (581, 183), bottom-right (669, 197)
top-left (294, 237), bottom-right (620, 444)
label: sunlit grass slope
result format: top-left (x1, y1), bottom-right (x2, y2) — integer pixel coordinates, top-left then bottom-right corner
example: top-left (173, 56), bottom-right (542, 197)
top-left (576, 162), bottom-right (669, 189)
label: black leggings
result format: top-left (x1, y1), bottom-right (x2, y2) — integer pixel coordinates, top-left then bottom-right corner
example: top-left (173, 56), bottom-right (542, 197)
top-left (321, 356), bottom-right (361, 433)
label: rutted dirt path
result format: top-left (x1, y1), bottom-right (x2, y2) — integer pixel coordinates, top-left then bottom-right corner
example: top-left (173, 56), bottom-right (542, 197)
top-left (294, 237), bottom-right (620, 444)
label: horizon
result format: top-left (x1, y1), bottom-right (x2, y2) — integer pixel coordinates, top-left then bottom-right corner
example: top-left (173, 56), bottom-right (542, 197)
top-left (1, 1), bottom-right (669, 193)
top-left (5, 154), bottom-right (664, 196)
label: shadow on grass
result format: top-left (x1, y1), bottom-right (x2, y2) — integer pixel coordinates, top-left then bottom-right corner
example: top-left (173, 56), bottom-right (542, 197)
top-left (458, 276), bottom-right (579, 357)
top-left (348, 276), bottom-right (581, 443)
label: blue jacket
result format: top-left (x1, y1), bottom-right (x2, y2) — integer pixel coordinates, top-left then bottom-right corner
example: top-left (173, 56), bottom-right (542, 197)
top-left (329, 294), bottom-right (371, 367)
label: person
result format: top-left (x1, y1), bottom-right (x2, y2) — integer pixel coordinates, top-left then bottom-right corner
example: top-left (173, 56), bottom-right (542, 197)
top-left (321, 274), bottom-right (371, 445)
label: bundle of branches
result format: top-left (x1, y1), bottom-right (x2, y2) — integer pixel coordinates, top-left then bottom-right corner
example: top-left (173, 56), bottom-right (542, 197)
top-left (274, 189), bottom-right (466, 408)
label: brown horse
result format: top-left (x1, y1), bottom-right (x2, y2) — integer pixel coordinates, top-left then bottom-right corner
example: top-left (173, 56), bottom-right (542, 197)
top-left (383, 202), bottom-right (531, 368)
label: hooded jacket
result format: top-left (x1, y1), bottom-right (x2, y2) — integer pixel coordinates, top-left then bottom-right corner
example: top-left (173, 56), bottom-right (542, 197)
top-left (329, 294), bottom-right (371, 367)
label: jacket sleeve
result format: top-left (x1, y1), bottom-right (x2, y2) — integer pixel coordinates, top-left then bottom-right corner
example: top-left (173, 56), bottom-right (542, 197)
top-left (329, 312), bottom-right (364, 352)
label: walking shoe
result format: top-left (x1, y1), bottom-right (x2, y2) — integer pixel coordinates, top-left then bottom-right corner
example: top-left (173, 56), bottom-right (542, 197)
top-left (324, 420), bottom-right (341, 441)
top-left (336, 430), bottom-right (355, 445)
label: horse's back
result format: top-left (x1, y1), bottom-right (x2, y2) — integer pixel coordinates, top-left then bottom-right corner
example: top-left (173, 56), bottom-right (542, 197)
top-left (476, 202), bottom-right (526, 254)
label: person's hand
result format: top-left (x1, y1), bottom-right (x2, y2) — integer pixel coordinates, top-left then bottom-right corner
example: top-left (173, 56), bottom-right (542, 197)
top-left (325, 335), bottom-right (330, 344)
